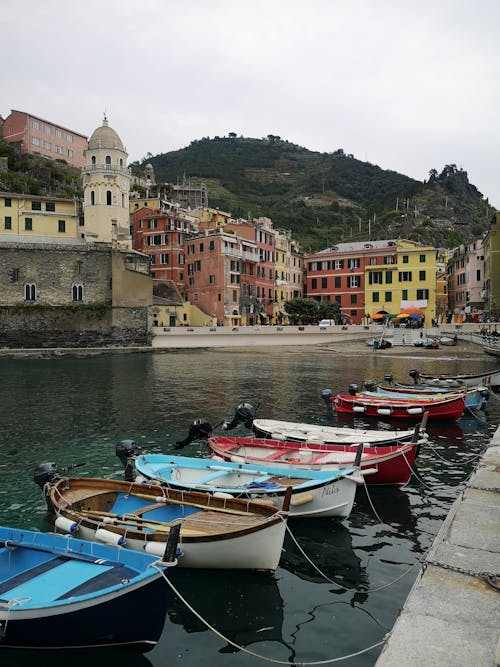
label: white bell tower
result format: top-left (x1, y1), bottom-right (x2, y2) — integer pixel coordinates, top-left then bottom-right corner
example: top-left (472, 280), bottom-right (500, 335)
top-left (82, 116), bottom-right (131, 247)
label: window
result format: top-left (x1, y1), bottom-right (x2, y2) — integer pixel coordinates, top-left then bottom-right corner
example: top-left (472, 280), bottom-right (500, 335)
top-left (66, 134), bottom-right (73, 143)
top-left (369, 257), bottom-right (377, 265)
top-left (334, 260), bottom-right (344, 270)
top-left (4, 198), bottom-right (11, 207)
top-left (385, 291), bottom-right (392, 302)
top-left (349, 275), bottom-right (360, 288)
top-left (106, 190), bottom-right (112, 205)
top-left (55, 146), bottom-right (63, 154)
top-left (368, 271), bottom-right (383, 284)
top-left (58, 220), bottom-right (66, 233)
top-left (25, 218), bottom-right (32, 231)
top-left (31, 120), bottom-right (39, 130)
top-left (25, 283), bottom-right (36, 301)
top-left (348, 258), bottom-right (360, 269)
top-left (384, 256), bottom-right (394, 264)
top-left (232, 290), bottom-right (237, 302)
top-left (350, 294), bottom-right (357, 304)
top-left (477, 269), bottom-right (481, 281)
top-left (67, 149), bottom-right (73, 158)
top-left (31, 201), bottom-right (41, 211)
top-left (72, 283), bottom-right (84, 301)
top-left (44, 141), bottom-right (51, 150)
top-left (419, 270), bottom-right (426, 281)
top-left (385, 271), bottom-right (393, 284)
top-left (8, 268), bottom-right (19, 282)
top-left (199, 242), bottom-right (204, 252)
top-left (311, 278), bottom-right (317, 289)
top-left (334, 276), bottom-right (341, 288)
top-left (420, 254), bottom-right (426, 262)
top-left (4, 216), bottom-right (12, 229)
top-left (209, 240), bottom-right (215, 251)
top-left (416, 289), bottom-right (429, 300)
top-left (160, 253), bottom-right (169, 264)
top-left (398, 271), bottom-right (412, 282)
top-left (44, 125), bottom-right (51, 135)
top-left (402, 255), bottom-right (409, 264)
top-left (148, 220), bottom-right (157, 229)
top-left (90, 191), bottom-right (95, 205)
top-left (105, 156), bottom-right (111, 168)
top-left (46, 202), bottom-right (55, 212)
top-left (31, 137), bottom-right (40, 146)
top-left (321, 277), bottom-right (327, 288)
top-left (209, 275), bottom-right (215, 284)
top-left (373, 292), bottom-right (379, 302)
top-left (55, 129), bottom-right (62, 138)
top-left (402, 289), bottom-right (408, 300)
top-left (335, 295), bottom-right (341, 304)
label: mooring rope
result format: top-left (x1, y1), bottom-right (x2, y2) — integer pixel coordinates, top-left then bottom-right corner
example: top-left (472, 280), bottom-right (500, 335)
top-left (153, 564), bottom-right (385, 665)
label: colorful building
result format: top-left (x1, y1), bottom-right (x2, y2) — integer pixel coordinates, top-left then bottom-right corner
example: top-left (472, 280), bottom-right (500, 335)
top-left (447, 239), bottom-right (484, 314)
top-left (1, 110), bottom-right (87, 168)
top-left (483, 212), bottom-right (500, 317)
top-left (0, 192), bottom-right (83, 244)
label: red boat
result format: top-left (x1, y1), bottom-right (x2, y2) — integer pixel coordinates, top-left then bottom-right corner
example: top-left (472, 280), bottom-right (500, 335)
top-left (331, 392), bottom-right (465, 421)
top-left (208, 435), bottom-right (419, 488)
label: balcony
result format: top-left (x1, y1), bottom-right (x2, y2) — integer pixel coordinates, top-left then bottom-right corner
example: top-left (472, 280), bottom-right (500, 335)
top-left (82, 164), bottom-right (131, 177)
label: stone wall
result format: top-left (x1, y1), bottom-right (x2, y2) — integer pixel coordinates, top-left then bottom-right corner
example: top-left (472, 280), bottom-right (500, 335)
top-left (0, 242), bottom-right (151, 348)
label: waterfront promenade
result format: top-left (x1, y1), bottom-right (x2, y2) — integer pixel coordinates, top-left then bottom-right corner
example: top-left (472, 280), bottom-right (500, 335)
top-left (376, 431), bottom-right (500, 666)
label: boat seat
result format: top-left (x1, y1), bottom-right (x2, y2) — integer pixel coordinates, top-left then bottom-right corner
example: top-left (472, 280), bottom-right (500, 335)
top-left (194, 470), bottom-right (230, 484)
top-left (263, 450), bottom-right (296, 461)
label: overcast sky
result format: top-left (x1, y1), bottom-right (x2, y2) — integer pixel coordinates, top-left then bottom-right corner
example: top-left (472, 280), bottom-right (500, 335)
top-left (3, 0), bottom-right (500, 207)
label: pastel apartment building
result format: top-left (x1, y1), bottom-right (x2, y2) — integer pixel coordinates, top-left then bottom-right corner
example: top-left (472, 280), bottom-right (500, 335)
top-left (447, 239), bottom-right (484, 313)
top-left (1, 110), bottom-right (87, 169)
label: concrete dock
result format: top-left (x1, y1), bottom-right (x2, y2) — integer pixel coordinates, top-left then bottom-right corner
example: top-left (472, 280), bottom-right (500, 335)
top-left (376, 430), bottom-right (500, 666)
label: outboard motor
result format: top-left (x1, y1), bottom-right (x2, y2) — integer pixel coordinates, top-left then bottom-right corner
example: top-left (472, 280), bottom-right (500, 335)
top-left (348, 383), bottom-right (359, 396)
top-left (383, 374), bottom-right (394, 384)
top-left (175, 419), bottom-right (213, 449)
top-left (321, 388), bottom-right (334, 406)
top-left (363, 380), bottom-right (377, 392)
top-left (34, 462), bottom-right (63, 490)
top-left (116, 439), bottom-right (143, 481)
top-left (223, 403), bottom-right (256, 431)
top-left (409, 369), bottom-right (420, 385)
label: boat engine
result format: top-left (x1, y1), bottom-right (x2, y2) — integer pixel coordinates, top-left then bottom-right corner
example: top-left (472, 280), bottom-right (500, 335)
top-left (409, 369), bottom-right (420, 384)
top-left (33, 462), bottom-right (63, 490)
top-left (175, 419), bottom-right (213, 449)
top-left (116, 439), bottom-right (142, 481)
top-left (321, 388), bottom-right (334, 405)
top-left (348, 383), bottom-right (359, 396)
top-left (363, 380), bottom-right (377, 392)
top-left (223, 403), bottom-right (256, 431)
top-left (383, 374), bottom-right (394, 384)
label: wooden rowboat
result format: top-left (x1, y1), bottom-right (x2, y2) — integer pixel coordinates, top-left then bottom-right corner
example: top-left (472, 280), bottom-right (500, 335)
top-left (39, 472), bottom-right (289, 572)
top-left (128, 452), bottom-right (361, 519)
top-left (0, 525), bottom-right (174, 651)
top-left (331, 393), bottom-right (465, 421)
top-left (208, 435), bottom-right (419, 488)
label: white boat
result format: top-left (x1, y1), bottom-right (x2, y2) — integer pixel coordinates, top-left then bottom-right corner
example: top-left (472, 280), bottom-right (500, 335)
top-left (417, 367), bottom-right (500, 390)
top-left (35, 468), bottom-right (289, 572)
top-left (128, 452), bottom-right (361, 519)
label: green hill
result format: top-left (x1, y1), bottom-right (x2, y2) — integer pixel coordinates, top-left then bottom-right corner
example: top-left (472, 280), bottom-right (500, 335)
top-left (134, 136), bottom-right (494, 252)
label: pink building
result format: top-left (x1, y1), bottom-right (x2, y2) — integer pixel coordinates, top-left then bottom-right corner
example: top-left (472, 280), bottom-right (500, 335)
top-left (1, 110), bottom-right (87, 168)
top-left (447, 238), bottom-right (484, 313)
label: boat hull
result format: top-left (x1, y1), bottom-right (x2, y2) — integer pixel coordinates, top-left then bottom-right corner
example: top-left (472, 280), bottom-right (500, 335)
top-left (363, 388), bottom-right (486, 410)
top-left (419, 368), bottom-right (500, 390)
top-left (0, 527), bottom-right (167, 651)
top-left (208, 436), bottom-right (419, 488)
top-left (332, 394), bottom-right (465, 421)
top-left (134, 454), bottom-right (360, 519)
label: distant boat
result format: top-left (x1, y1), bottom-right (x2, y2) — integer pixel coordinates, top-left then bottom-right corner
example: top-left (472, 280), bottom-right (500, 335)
top-left (127, 452), bottom-right (361, 519)
top-left (0, 525), bottom-right (175, 651)
top-left (417, 367), bottom-right (500, 391)
top-left (35, 467), bottom-right (289, 572)
top-left (330, 392), bottom-right (465, 421)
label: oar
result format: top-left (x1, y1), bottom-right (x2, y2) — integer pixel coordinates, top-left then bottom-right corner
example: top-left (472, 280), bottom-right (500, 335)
top-left (119, 491), bottom-right (264, 517)
top-left (75, 509), bottom-right (209, 536)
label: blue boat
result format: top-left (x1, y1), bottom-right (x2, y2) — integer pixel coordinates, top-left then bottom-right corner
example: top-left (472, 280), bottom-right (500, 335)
top-left (128, 452), bottom-right (361, 519)
top-left (0, 526), bottom-right (176, 651)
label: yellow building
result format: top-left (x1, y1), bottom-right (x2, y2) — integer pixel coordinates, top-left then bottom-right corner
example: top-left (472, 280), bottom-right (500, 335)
top-left (0, 191), bottom-right (82, 243)
top-left (483, 211), bottom-right (500, 317)
top-left (364, 239), bottom-right (437, 325)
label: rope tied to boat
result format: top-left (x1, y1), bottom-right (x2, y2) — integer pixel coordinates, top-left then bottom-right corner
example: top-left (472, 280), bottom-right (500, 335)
top-left (152, 563), bottom-right (385, 665)
top-left (0, 597), bottom-right (32, 639)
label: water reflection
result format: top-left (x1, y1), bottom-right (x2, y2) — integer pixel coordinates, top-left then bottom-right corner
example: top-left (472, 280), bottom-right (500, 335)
top-left (165, 570), bottom-right (286, 653)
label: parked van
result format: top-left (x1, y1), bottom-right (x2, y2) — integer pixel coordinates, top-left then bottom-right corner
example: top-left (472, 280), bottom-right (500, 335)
top-left (319, 319), bottom-right (335, 328)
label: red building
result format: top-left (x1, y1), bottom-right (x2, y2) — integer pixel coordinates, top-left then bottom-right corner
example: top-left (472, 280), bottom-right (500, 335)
top-left (305, 240), bottom-right (393, 323)
top-left (1, 110), bottom-right (87, 169)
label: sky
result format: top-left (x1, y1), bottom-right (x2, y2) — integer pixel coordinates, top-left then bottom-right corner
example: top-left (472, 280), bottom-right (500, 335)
top-left (3, 0), bottom-right (500, 207)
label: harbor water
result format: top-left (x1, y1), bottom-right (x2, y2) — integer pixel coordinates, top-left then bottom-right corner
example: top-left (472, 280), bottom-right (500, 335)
top-left (0, 344), bottom-right (498, 666)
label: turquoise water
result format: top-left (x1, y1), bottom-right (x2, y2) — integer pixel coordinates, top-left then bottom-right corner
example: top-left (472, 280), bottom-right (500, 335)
top-left (0, 347), bottom-right (497, 666)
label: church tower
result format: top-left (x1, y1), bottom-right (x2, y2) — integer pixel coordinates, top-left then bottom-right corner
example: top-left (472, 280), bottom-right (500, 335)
top-left (82, 116), bottom-right (131, 248)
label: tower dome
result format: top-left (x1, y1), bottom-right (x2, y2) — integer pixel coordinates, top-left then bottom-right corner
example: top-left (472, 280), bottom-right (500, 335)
top-left (87, 116), bottom-right (124, 151)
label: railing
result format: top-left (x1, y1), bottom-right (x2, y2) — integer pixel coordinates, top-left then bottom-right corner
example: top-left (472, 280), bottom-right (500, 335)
top-left (81, 164), bottom-right (130, 176)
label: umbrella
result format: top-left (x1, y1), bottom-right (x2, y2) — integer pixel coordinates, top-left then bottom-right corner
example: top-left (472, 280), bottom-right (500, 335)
top-left (409, 312), bottom-right (423, 319)
top-left (401, 307), bottom-right (424, 315)
top-left (397, 313), bottom-right (409, 318)
top-left (371, 313), bottom-right (384, 320)
top-left (385, 313), bottom-right (397, 319)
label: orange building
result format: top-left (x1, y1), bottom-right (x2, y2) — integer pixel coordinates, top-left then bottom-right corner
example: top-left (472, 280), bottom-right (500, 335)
top-left (305, 241), bottom-right (393, 324)
top-left (1, 110), bottom-right (87, 168)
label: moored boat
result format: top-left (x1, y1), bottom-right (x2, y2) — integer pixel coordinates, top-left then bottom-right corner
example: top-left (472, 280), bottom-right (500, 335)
top-left (122, 449), bottom-right (361, 519)
top-left (35, 466), bottom-right (289, 572)
top-left (0, 525), bottom-right (175, 651)
top-left (331, 392), bottom-right (465, 421)
top-left (357, 381), bottom-right (489, 411)
top-left (416, 367), bottom-right (500, 391)
top-left (207, 435), bottom-right (420, 488)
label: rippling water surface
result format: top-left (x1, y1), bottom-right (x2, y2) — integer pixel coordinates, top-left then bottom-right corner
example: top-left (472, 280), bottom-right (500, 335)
top-left (0, 345), bottom-right (498, 666)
